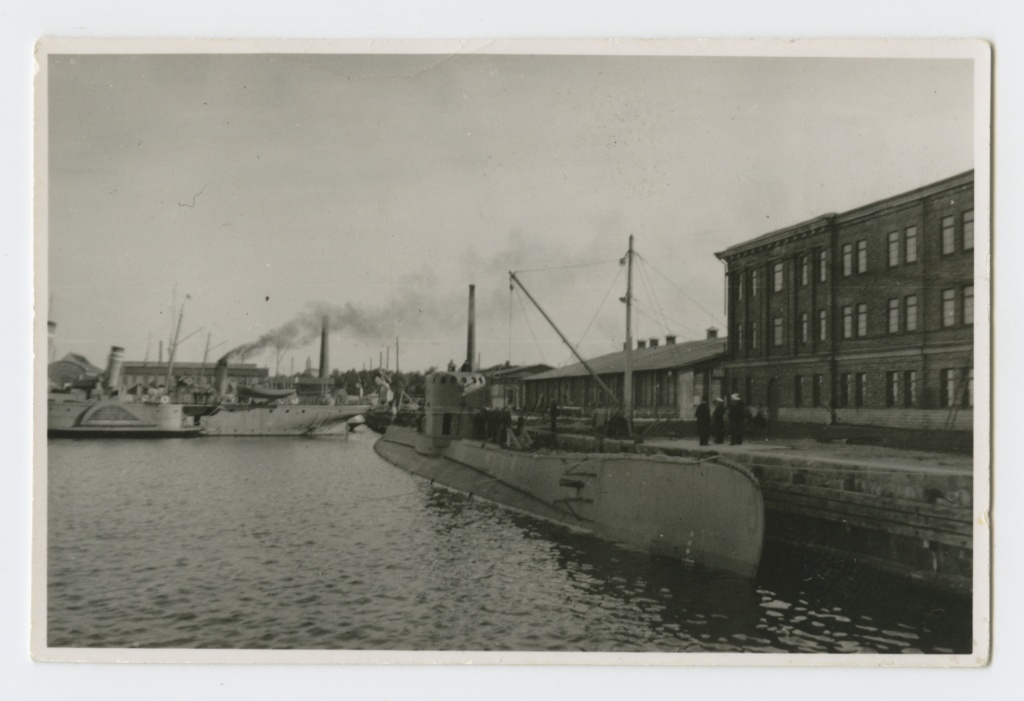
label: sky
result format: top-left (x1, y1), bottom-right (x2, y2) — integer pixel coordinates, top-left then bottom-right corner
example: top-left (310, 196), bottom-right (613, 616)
top-left (45, 50), bottom-right (974, 375)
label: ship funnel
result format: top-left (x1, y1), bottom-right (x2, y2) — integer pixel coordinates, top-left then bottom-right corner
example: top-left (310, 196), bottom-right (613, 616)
top-left (215, 352), bottom-right (237, 395)
top-left (104, 346), bottom-right (124, 391)
top-left (319, 316), bottom-right (329, 379)
top-left (466, 284), bottom-right (476, 372)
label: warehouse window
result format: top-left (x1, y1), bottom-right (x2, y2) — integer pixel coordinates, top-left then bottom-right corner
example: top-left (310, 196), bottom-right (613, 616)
top-left (751, 270), bottom-right (759, 297)
top-left (886, 371), bottom-right (900, 408)
top-left (773, 262), bottom-right (784, 292)
top-left (906, 295), bottom-right (918, 332)
top-left (905, 226), bottom-right (918, 263)
top-left (800, 312), bottom-right (809, 343)
top-left (888, 231), bottom-right (900, 267)
top-left (842, 243), bottom-right (853, 277)
top-left (963, 210), bottom-right (974, 251)
top-left (941, 216), bottom-right (955, 255)
top-left (819, 250), bottom-right (828, 282)
top-left (857, 303), bottom-right (868, 337)
top-left (842, 306), bottom-right (853, 339)
top-left (737, 273), bottom-right (744, 301)
top-left (903, 370), bottom-right (917, 408)
top-left (940, 369), bottom-right (956, 408)
top-left (801, 256), bottom-right (809, 286)
top-left (942, 289), bottom-right (956, 327)
top-left (773, 317), bottom-right (784, 346)
top-left (857, 240), bottom-right (867, 273)
top-left (888, 298), bottom-right (900, 334)
top-left (794, 375), bottom-right (804, 407)
top-left (818, 309), bottom-right (827, 341)
top-left (964, 285), bottom-right (974, 325)
top-left (855, 373), bottom-right (866, 408)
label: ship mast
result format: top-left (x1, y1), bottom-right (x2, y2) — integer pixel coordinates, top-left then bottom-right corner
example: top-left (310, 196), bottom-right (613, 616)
top-left (164, 298), bottom-right (187, 395)
top-left (623, 234), bottom-right (634, 437)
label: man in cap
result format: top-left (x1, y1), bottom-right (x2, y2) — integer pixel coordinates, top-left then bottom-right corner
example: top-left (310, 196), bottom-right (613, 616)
top-left (728, 393), bottom-right (747, 445)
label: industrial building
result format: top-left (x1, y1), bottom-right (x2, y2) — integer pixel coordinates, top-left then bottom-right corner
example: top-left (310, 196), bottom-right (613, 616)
top-left (522, 330), bottom-right (727, 418)
top-left (714, 170), bottom-right (975, 431)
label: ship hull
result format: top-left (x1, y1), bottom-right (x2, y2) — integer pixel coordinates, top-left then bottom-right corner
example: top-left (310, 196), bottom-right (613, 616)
top-left (375, 425), bottom-right (765, 579)
top-left (47, 398), bottom-right (202, 438)
top-left (199, 404), bottom-right (370, 436)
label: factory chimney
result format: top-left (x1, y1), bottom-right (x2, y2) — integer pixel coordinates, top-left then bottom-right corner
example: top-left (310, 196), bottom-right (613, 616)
top-left (319, 316), bottom-right (330, 379)
top-left (466, 284), bottom-right (476, 371)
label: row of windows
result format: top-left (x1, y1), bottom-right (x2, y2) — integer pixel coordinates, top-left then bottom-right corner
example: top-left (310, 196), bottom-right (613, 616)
top-left (736, 209), bottom-right (974, 295)
top-left (792, 368), bottom-right (972, 409)
top-left (742, 285), bottom-right (972, 350)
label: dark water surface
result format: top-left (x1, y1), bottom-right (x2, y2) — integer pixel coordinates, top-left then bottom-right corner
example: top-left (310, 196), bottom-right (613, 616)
top-left (47, 431), bottom-right (971, 652)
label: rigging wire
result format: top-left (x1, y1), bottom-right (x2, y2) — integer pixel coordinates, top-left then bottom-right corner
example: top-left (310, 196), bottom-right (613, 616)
top-left (512, 258), bottom-right (620, 275)
top-left (634, 253), bottom-right (673, 339)
top-left (569, 264), bottom-right (625, 361)
top-left (635, 251), bottom-right (726, 328)
top-left (512, 284), bottom-right (548, 365)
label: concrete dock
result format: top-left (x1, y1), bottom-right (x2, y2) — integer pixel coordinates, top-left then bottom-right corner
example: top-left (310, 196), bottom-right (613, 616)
top-left (545, 431), bottom-right (975, 595)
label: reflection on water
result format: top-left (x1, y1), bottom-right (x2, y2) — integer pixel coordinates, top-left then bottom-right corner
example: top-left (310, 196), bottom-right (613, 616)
top-left (47, 431), bottom-right (971, 652)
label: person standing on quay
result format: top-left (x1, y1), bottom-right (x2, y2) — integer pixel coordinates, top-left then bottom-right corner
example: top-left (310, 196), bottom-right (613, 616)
top-left (695, 396), bottom-right (711, 446)
top-left (728, 393), bottom-right (747, 445)
top-left (712, 398), bottom-right (726, 445)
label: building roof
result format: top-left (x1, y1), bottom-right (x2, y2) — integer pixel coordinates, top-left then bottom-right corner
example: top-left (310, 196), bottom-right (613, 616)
top-left (482, 363), bottom-right (554, 380)
top-left (715, 170), bottom-right (974, 262)
top-left (525, 336), bottom-right (727, 382)
top-left (121, 360), bottom-right (263, 370)
top-left (53, 353), bottom-right (102, 374)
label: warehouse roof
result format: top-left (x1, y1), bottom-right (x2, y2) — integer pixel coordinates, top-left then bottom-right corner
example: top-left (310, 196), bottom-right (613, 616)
top-left (525, 336), bottom-right (726, 382)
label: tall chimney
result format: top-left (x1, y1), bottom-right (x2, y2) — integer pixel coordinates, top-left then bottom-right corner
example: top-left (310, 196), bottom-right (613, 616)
top-left (104, 346), bottom-right (124, 391)
top-left (467, 284), bottom-right (476, 371)
top-left (159, 340), bottom-right (163, 364)
top-left (706, 327), bottom-right (719, 340)
top-left (319, 316), bottom-right (329, 379)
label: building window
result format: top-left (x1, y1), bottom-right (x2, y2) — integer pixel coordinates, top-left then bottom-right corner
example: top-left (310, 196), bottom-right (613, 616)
top-left (888, 298), bottom-right (900, 334)
top-left (904, 370), bottom-right (916, 408)
top-left (819, 250), bottom-right (828, 282)
top-left (842, 243), bottom-right (853, 277)
top-left (842, 306), bottom-right (853, 339)
top-left (905, 226), bottom-right (918, 263)
top-left (773, 262), bottom-right (784, 292)
top-left (857, 303), bottom-right (868, 337)
top-left (906, 295), bottom-right (918, 332)
top-left (737, 324), bottom-right (745, 352)
top-left (800, 312), bottom-right (809, 343)
top-left (942, 288), bottom-right (956, 327)
top-left (886, 371), bottom-right (900, 407)
top-left (737, 273), bottom-right (744, 302)
top-left (855, 372), bottom-right (866, 408)
top-left (857, 240), bottom-right (867, 273)
top-left (888, 231), bottom-right (900, 267)
top-left (940, 369), bottom-right (956, 408)
top-left (839, 373), bottom-right (850, 408)
top-left (751, 270), bottom-right (758, 297)
top-left (963, 368), bottom-right (973, 408)
top-left (794, 375), bottom-right (804, 408)
top-left (750, 321), bottom-right (758, 350)
top-left (773, 317), bottom-right (784, 346)
top-left (801, 256), bottom-right (809, 286)
top-left (964, 285), bottom-right (974, 325)
top-left (963, 210), bottom-right (974, 251)
top-left (941, 216), bottom-right (955, 255)
top-left (812, 374), bottom-right (822, 407)
top-left (818, 309), bottom-right (827, 341)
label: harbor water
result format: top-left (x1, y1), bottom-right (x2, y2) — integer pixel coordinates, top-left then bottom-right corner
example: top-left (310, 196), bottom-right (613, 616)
top-left (47, 431), bottom-right (971, 653)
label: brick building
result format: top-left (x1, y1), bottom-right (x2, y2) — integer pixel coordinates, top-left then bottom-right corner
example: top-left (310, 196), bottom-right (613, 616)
top-left (715, 171), bottom-right (974, 431)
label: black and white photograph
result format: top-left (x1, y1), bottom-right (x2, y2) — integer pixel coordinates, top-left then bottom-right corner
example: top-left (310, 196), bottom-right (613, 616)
top-left (31, 37), bottom-right (990, 668)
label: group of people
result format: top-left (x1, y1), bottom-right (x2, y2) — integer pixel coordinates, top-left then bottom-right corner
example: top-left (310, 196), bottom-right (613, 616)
top-left (695, 394), bottom-right (769, 446)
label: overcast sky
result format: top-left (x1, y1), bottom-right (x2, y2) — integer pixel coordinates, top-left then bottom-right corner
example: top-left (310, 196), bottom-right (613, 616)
top-left (46, 51), bottom-right (974, 374)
